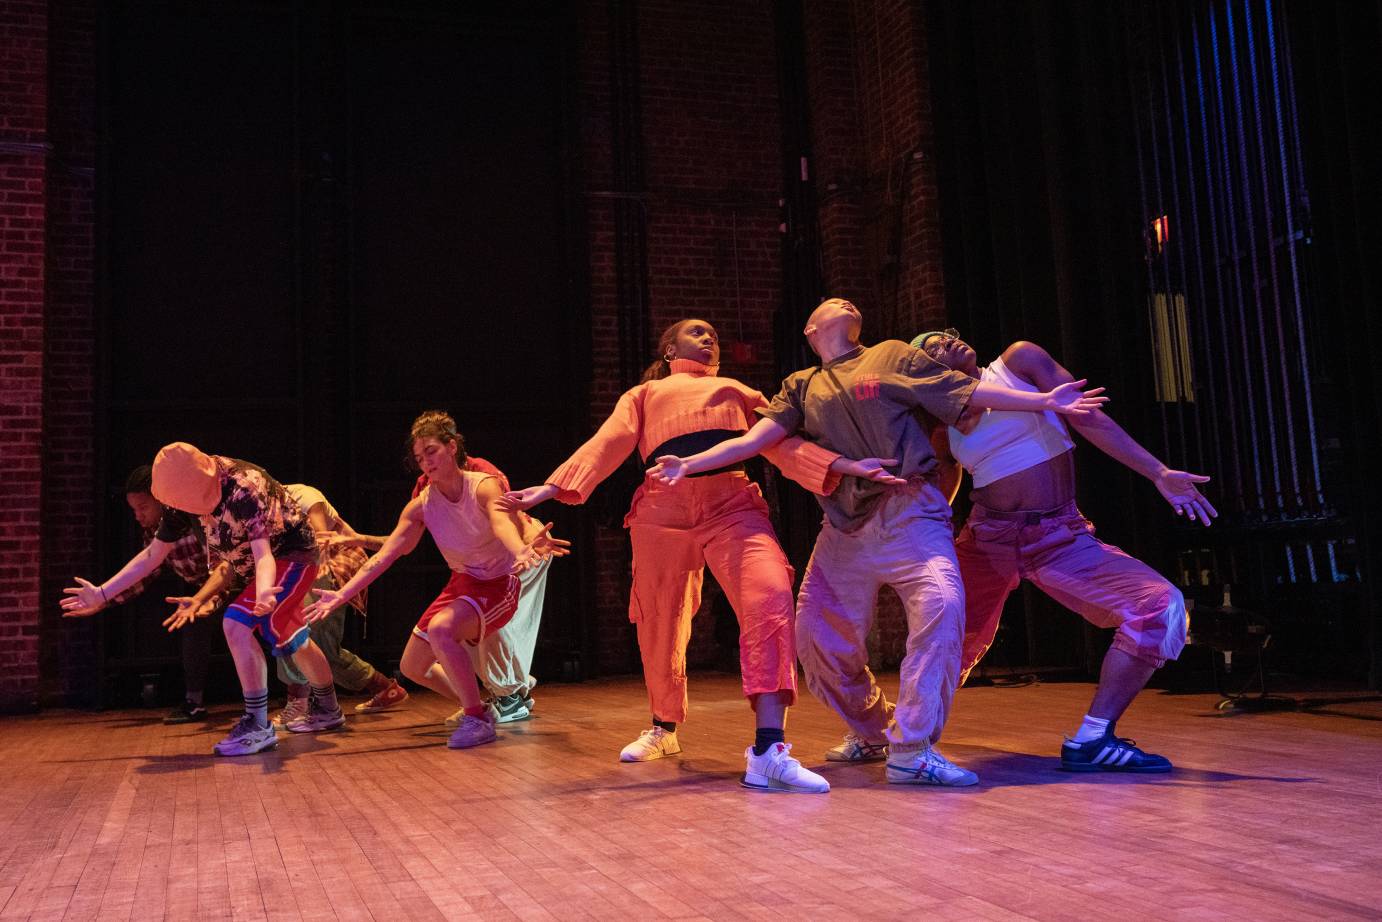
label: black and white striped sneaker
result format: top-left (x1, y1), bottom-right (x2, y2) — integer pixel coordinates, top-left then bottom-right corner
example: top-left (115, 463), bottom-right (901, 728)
top-left (1061, 727), bottom-right (1172, 773)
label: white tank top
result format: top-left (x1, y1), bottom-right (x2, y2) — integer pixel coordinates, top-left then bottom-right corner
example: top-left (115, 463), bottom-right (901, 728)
top-left (420, 471), bottom-right (513, 580)
top-left (947, 356), bottom-right (1075, 488)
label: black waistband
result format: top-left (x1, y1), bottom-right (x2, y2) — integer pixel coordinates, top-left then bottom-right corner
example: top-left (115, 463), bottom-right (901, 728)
top-left (645, 429), bottom-right (746, 478)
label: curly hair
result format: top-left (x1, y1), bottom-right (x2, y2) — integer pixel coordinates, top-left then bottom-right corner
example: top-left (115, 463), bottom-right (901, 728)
top-left (406, 410), bottom-right (468, 469)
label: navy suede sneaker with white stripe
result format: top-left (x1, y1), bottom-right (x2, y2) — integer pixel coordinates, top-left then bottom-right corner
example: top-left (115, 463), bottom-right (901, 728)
top-left (1061, 726), bottom-right (1172, 773)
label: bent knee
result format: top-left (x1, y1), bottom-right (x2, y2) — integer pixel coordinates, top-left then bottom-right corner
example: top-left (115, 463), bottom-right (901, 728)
top-left (1120, 585), bottom-right (1188, 663)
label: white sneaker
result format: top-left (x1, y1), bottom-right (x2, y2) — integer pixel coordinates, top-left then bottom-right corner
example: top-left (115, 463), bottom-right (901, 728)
top-left (272, 696), bottom-right (308, 728)
top-left (824, 733), bottom-right (888, 763)
top-left (285, 699), bottom-right (345, 734)
top-left (446, 702), bottom-right (499, 728)
top-left (742, 743), bottom-right (830, 794)
top-left (447, 711), bottom-right (498, 749)
top-left (885, 745), bottom-right (979, 787)
top-left (214, 715), bottom-right (278, 757)
top-left (619, 726), bottom-right (681, 762)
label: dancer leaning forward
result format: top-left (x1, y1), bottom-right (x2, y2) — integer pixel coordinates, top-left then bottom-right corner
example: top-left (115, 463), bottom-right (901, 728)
top-left (649, 299), bottom-right (1108, 788)
top-left (913, 328), bottom-right (1212, 772)
top-left (501, 318), bottom-right (897, 793)
top-left (303, 411), bottom-right (569, 750)
top-left (63, 442), bottom-right (350, 756)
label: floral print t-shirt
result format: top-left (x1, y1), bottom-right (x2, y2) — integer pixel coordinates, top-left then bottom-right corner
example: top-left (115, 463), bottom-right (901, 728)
top-left (157, 456), bottom-right (317, 581)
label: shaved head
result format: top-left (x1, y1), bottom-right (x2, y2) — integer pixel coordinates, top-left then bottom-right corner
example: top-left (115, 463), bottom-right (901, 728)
top-left (807, 298), bottom-right (857, 329)
top-left (803, 298), bottom-right (863, 349)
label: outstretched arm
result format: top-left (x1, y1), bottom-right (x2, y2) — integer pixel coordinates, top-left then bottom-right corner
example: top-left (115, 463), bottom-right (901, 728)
top-left (163, 561), bottom-right (233, 631)
top-left (646, 417), bottom-right (793, 487)
top-left (480, 478), bottom-right (552, 572)
top-left (1005, 341), bottom-right (1217, 525)
top-left (969, 378), bottom-right (1107, 417)
top-left (60, 539), bottom-right (175, 617)
top-left (326, 519), bottom-right (388, 551)
top-left (497, 481), bottom-right (560, 513)
top-left (304, 497), bottom-right (426, 620)
top-left (503, 389), bottom-right (646, 513)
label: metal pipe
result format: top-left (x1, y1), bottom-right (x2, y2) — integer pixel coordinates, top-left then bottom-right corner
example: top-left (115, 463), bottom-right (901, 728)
top-left (1242, 0), bottom-right (1305, 511)
top-left (1266, 0), bottom-right (1327, 510)
top-left (1154, 2), bottom-right (1196, 471)
top-left (1225, 0), bottom-right (1286, 514)
top-left (1126, 15), bottom-right (1172, 458)
top-left (1192, 12), bottom-right (1246, 510)
top-left (1210, 6), bottom-right (1267, 514)
top-left (1175, 9), bottom-right (1223, 482)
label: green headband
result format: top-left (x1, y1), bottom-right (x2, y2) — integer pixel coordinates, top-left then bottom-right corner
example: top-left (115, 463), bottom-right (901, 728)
top-left (910, 331), bottom-right (948, 351)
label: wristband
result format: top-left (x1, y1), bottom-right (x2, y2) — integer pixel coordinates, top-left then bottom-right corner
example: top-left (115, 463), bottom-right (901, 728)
top-left (98, 585), bottom-right (108, 604)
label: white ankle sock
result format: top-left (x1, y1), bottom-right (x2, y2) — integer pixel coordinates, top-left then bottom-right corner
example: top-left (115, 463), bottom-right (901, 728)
top-left (1071, 714), bottom-right (1110, 743)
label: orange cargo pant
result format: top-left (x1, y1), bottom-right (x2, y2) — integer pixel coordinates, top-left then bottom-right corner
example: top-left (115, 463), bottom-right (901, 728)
top-left (955, 501), bottom-right (1187, 684)
top-left (625, 471), bottom-right (798, 724)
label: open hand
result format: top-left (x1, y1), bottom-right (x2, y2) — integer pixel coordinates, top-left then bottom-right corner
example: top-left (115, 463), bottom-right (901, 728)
top-left (511, 543), bottom-right (543, 574)
top-left (162, 596), bottom-right (217, 632)
top-left (498, 485), bottom-right (553, 513)
top-left (529, 522), bottom-right (572, 560)
top-left (1047, 379), bottom-right (1109, 416)
top-left (60, 577), bottom-right (106, 617)
top-left (302, 589), bottom-right (345, 623)
top-left (252, 586), bottom-right (283, 616)
top-left (1155, 469), bottom-right (1217, 526)
top-left (834, 457), bottom-right (907, 485)
top-left (647, 455), bottom-right (689, 487)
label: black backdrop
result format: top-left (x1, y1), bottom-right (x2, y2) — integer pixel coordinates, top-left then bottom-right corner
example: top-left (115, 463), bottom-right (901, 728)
top-left (924, 0), bottom-right (1380, 686)
top-left (95, 1), bottom-right (591, 700)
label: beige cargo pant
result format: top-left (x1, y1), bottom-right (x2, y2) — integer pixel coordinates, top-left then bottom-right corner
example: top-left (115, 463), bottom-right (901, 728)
top-left (795, 479), bottom-right (964, 752)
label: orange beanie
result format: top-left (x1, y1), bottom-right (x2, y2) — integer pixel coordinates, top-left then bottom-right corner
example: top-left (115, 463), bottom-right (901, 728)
top-left (151, 442), bottom-right (220, 515)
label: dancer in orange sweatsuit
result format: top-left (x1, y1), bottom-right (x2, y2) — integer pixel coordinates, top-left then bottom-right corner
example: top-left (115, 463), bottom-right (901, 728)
top-left (501, 318), bottom-right (897, 793)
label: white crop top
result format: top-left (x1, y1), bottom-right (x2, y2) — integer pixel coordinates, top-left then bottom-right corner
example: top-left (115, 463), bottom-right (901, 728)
top-left (946, 357), bottom-right (1075, 488)
top-left (420, 471), bottom-right (514, 580)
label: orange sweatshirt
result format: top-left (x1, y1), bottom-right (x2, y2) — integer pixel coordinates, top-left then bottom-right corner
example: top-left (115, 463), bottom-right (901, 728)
top-left (547, 359), bottom-right (842, 503)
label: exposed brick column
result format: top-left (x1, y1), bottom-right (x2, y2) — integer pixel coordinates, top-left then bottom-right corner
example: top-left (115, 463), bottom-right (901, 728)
top-left (807, 0), bottom-right (947, 338)
top-left (0, 0), bottom-right (49, 712)
top-left (41, 0), bottom-right (97, 704)
top-left (576, 0), bottom-right (788, 677)
top-left (803, 0), bottom-right (951, 665)
top-left (803, 0), bottom-right (872, 303)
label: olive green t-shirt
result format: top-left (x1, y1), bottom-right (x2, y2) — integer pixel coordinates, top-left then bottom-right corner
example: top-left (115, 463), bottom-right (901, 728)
top-left (758, 340), bottom-right (979, 531)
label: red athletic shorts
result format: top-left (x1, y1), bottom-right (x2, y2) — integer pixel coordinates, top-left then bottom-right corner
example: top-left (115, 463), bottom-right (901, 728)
top-left (413, 571), bottom-right (520, 646)
top-left (224, 559), bottom-right (318, 657)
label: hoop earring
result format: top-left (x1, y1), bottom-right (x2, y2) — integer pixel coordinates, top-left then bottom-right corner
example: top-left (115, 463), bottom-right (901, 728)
top-left (663, 351), bottom-right (675, 362)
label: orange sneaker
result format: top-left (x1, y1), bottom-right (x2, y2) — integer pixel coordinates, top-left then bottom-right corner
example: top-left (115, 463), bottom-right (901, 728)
top-left (355, 679), bottom-right (409, 713)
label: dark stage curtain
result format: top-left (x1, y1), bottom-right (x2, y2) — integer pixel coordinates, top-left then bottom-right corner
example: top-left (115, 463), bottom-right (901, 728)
top-left (95, 1), bottom-right (588, 703)
top-left (924, 0), bottom-right (1379, 686)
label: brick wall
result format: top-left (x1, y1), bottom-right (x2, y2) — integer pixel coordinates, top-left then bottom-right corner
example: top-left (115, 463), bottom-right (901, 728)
top-left (0, 0), bottom-right (951, 699)
top-left (572, 0), bottom-right (951, 676)
top-left (804, 0), bottom-right (950, 665)
top-left (40, 0), bottom-right (97, 703)
top-left (0, 0), bottom-right (98, 711)
top-left (0, 0), bottom-right (49, 712)
top-left (577, 0), bottom-right (787, 677)
top-left (805, 0), bottom-right (946, 337)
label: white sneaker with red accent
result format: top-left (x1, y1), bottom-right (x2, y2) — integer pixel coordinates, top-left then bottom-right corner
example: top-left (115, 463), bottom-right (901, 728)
top-left (742, 743), bottom-right (830, 794)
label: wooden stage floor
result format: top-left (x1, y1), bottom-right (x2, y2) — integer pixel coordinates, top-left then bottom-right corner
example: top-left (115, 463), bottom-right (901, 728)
top-left (2, 673), bottom-right (1380, 921)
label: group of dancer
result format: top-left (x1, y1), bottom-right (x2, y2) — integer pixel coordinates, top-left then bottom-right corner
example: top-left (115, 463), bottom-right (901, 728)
top-left (62, 296), bottom-right (1215, 792)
